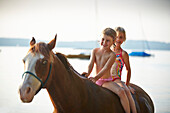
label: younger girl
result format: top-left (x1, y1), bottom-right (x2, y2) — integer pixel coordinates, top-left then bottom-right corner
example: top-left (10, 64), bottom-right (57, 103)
top-left (111, 27), bottom-right (137, 113)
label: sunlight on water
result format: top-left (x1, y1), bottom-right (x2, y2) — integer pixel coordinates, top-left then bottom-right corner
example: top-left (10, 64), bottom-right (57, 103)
top-left (0, 46), bottom-right (170, 113)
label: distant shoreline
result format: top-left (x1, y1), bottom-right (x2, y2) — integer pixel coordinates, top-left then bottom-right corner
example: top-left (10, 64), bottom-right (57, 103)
top-left (0, 38), bottom-right (170, 51)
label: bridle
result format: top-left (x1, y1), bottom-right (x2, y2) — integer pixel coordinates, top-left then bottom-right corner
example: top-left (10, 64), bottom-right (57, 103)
top-left (22, 63), bottom-right (52, 95)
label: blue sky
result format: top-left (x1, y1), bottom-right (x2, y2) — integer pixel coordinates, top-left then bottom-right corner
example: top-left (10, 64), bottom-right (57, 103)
top-left (0, 0), bottom-right (170, 42)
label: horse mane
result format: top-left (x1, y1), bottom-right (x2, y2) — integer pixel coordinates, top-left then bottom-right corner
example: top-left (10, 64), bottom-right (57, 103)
top-left (29, 42), bottom-right (51, 59)
top-left (55, 52), bottom-right (71, 71)
top-left (55, 52), bottom-right (87, 79)
top-left (30, 43), bottom-right (75, 74)
top-left (30, 41), bottom-right (72, 72)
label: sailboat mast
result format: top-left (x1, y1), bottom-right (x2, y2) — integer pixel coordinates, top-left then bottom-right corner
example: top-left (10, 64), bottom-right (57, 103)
top-left (139, 12), bottom-right (150, 51)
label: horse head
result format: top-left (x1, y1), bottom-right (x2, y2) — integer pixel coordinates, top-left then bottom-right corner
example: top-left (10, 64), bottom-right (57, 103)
top-left (19, 34), bottom-right (57, 103)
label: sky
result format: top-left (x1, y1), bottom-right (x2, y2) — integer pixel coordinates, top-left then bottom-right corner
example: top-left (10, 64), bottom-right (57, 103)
top-left (0, 0), bottom-right (170, 42)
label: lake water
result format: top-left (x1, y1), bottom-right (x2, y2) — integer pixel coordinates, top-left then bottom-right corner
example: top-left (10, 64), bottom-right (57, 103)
top-left (0, 46), bottom-right (170, 113)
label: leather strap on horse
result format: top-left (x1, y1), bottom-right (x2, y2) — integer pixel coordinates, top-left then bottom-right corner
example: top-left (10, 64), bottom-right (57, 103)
top-left (22, 63), bottom-right (52, 95)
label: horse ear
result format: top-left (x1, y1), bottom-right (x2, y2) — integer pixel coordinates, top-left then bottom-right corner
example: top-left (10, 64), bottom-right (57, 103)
top-left (48, 34), bottom-right (57, 50)
top-left (30, 37), bottom-right (36, 46)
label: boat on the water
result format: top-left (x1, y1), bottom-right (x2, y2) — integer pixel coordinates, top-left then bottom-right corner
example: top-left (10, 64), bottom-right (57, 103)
top-left (66, 54), bottom-right (90, 59)
top-left (129, 51), bottom-right (151, 57)
top-left (129, 12), bottom-right (152, 57)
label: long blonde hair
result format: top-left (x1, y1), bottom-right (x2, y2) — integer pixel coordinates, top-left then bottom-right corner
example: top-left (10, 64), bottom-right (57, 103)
top-left (115, 27), bottom-right (126, 41)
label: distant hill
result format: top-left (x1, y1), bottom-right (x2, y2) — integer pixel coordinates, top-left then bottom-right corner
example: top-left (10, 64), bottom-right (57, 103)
top-left (0, 38), bottom-right (170, 50)
top-left (122, 40), bottom-right (170, 51)
top-left (0, 38), bottom-right (30, 46)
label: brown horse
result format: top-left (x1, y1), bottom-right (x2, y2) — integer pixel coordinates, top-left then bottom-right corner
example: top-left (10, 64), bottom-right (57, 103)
top-left (19, 35), bottom-right (154, 113)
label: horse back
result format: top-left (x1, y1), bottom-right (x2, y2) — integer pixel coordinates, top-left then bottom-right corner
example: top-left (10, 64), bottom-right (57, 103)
top-left (84, 80), bottom-right (154, 113)
top-left (130, 83), bottom-right (154, 113)
top-left (83, 80), bottom-right (125, 113)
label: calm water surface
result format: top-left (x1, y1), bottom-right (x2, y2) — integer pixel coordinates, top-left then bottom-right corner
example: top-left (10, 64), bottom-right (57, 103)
top-left (0, 47), bottom-right (170, 113)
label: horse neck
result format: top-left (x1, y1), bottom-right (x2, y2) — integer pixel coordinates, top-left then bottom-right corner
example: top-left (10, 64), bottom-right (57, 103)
top-left (46, 56), bottom-right (87, 112)
top-left (45, 55), bottom-right (126, 113)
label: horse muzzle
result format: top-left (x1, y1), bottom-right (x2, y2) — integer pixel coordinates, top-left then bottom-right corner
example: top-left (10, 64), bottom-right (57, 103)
top-left (19, 83), bottom-right (36, 103)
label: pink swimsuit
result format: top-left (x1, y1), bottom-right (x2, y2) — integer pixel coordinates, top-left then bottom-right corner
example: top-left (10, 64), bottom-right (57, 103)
top-left (96, 49), bottom-right (125, 86)
top-left (96, 76), bottom-right (113, 86)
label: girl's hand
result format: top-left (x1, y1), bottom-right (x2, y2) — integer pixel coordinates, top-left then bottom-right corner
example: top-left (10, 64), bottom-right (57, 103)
top-left (128, 86), bottom-right (135, 94)
top-left (89, 77), bottom-right (97, 83)
top-left (81, 72), bottom-right (88, 77)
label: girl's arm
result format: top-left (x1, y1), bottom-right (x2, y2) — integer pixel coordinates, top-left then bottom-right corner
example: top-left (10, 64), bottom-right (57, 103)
top-left (122, 50), bottom-right (131, 86)
top-left (85, 49), bottom-right (96, 77)
top-left (94, 53), bottom-right (116, 81)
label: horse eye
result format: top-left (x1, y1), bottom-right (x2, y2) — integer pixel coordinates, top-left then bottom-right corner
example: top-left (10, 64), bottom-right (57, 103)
top-left (42, 60), bottom-right (47, 65)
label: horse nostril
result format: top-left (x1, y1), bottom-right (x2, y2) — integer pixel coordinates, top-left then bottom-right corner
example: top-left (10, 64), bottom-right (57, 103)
top-left (26, 87), bottom-right (31, 94)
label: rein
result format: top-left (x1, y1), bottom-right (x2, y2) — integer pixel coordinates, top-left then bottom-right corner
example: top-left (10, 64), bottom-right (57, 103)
top-left (22, 63), bottom-right (52, 95)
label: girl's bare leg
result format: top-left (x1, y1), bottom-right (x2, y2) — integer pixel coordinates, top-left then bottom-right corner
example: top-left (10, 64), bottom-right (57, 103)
top-left (102, 82), bottom-right (130, 113)
top-left (126, 88), bottom-right (137, 113)
top-left (117, 82), bottom-right (137, 113)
